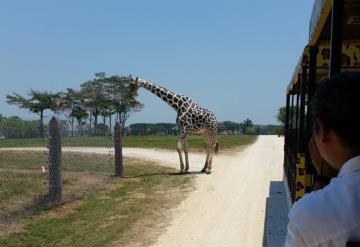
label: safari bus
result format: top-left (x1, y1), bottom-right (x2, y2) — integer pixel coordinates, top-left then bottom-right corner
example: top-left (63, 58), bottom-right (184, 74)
top-left (283, 0), bottom-right (360, 204)
top-left (265, 1), bottom-right (360, 246)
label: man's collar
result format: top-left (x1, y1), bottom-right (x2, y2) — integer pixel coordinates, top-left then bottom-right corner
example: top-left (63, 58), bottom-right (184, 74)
top-left (338, 155), bottom-right (360, 177)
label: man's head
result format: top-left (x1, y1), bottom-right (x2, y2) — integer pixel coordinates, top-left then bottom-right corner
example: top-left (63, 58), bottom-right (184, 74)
top-left (311, 72), bottom-right (360, 169)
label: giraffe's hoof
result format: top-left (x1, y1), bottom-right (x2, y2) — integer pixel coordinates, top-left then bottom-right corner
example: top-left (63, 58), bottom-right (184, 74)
top-left (206, 170), bottom-right (212, 174)
top-left (201, 168), bottom-right (207, 173)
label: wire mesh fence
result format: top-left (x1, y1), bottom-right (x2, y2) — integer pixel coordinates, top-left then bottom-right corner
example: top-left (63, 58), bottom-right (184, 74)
top-left (0, 117), bottom-right (118, 227)
top-left (0, 119), bottom-right (49, 224)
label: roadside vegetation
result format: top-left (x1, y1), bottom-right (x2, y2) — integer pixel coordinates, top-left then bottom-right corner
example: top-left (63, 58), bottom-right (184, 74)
top-left (0, 151), bottom-right (194, 246)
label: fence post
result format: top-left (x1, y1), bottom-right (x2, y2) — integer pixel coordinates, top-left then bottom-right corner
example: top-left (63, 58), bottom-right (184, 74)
top-left (114, 122), bottom-right (123, 177)
top-left (48, 117), bottom-right (62, 203)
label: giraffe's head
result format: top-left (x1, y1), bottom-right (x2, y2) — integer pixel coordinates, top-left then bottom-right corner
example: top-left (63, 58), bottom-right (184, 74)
top-left (128, 75), bottom-right (140, 96)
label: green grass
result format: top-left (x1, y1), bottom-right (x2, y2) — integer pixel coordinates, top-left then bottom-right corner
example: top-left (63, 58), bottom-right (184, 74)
top-left (0, 151), bottom-right (114, 218)
top-left (0, 171), bottom-right (47, 206)
top-left (0, 151), bottom-right (114, 173)
top-left (0, 137), bottom-right (47, 148)
top-left (0, 134), bottom-right (257, 151)
top-left (217, 135), bottom-right (257, 150)
top-left (0, 152), bottom-right (194, 246)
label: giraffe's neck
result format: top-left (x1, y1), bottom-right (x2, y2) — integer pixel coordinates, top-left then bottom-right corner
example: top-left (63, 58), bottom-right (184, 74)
top-left (138, 79), bottom-right (188, 111)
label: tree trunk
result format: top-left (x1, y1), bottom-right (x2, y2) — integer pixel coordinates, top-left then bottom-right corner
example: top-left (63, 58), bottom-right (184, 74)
top-left (40, 110), bottom-right (44, 138)
top-left (103, 115), bottom-right (106, 136)
top-left (109, 114), bottom-right (112, 136)
top-left (94, 109), bottom-right (98, 135)
top-left (80, 119), bottom-right (83, 136)
top-left (89, 116), bottom-right (92, 136)
top-left (119, 112), bottom-right (128, 136)
top-left (71, 116), bottom-right (74, 137)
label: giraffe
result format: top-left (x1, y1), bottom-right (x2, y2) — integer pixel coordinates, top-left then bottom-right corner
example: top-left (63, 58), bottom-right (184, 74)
top-left (129, 76), bottom-right (218, 174)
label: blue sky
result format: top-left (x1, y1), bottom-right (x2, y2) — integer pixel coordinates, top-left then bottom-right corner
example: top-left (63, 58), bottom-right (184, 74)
top-left (0, 0), bottom-right (314, 125)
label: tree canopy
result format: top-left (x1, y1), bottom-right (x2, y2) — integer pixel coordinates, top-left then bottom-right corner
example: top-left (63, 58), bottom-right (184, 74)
top-left (6, 73), bottom-right (143, 137)
top-left (6, 90), bottom-right (61, 137)
top-left (239, 118), bottom-right (253, 134)
top-left (277, 106), bottom-right (297, 126)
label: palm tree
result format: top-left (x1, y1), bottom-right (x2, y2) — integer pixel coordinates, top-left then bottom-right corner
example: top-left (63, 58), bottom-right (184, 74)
top-left (71, 105), bottom-right (88, 136)
top-left (59, 88), bottom-right (81, 137)
top-left (80, 73), bottom-right (108, 135)
top-left (239, 118), bottom-right (253, 134)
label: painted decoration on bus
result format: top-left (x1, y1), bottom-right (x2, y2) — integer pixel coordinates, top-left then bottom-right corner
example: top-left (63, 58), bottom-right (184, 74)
top-left (317, 43), bottom-right (360, 67)
top-left (295, 153), bottom-right (306, 201)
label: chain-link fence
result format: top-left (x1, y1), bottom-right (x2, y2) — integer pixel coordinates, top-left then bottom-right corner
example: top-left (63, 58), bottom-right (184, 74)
top-left (0, 117), bottom-right (120, 228)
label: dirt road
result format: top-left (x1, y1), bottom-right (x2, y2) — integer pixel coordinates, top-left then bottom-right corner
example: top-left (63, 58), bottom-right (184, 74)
top-left (1, 135), bottom-right (284, 246)
top-left (141, 135), bottom-right (284, 247)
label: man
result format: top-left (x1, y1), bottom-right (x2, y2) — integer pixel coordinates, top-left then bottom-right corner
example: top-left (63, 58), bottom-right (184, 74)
top-left (308, 135), bottom-right (338, 190)
top-left (284, 72), bottom-right (360, 247)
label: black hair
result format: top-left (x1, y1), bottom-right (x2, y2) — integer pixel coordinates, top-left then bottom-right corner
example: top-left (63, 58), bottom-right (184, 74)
top-left (311, 72), bottom-right (360, 148)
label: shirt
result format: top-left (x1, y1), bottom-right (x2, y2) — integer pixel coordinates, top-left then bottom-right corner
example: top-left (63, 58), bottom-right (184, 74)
top-left (284, 155), bottom-right (360, 247)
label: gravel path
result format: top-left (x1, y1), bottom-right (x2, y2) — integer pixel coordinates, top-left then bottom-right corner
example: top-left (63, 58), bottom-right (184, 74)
top-left (147, 135), bottom-right (284, 247)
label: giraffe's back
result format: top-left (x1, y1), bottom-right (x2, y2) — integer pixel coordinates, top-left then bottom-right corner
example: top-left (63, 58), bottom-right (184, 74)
top-left (177, 101), bottom-right (217, 135)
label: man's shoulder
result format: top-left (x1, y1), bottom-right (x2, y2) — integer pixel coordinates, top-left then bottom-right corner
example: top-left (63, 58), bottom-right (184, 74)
top-left (289, 187), bottom-right (332, 221)
top-left (288, 177), bottom-right (360, 245)
top-left (290, 178), bottom-right (347, 218)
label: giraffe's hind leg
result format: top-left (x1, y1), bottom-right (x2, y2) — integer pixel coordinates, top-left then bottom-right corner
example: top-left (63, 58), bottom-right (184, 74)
top-left (201, 149), bottom-right (210, 173)
top-left (177, 140), bottom-right (185, 173)
top-left (201, 133), bottom-right (211, 173)
top-left (202, 147), bottom-right (215, 174)
top-left (202, 131), bottom-right (217, 174)
top-left (206, 148), bottom-right (215, 174)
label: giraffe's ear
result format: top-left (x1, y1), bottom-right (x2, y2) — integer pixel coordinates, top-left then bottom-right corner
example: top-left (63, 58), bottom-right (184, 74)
top-left (129, 74), bottom-right (132, 80)
top-left (135, 77), bottom-right (138, 81)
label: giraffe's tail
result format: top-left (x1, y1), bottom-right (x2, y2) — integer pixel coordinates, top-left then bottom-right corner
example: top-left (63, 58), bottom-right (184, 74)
top-left (215, 142), bottom-right (219, 154)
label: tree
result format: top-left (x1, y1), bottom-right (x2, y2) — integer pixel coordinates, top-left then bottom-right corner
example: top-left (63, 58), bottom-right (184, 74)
top-left (58, 88), bottom-right (81, 137)
top-left (222, 121), bottom-right (240, 134)
top-left (6, 90), bottom-right (61, 137)
top-left (95, 123), bottom-right (109, 135)
top-left (128, 123), bottom-right (149, 135)
top-left (80, 73), bottom-right (108, 135)
top-left (1, 116), bottom-right (39, 138)
top-left (239, 118), bottom-right (253, 134)
top-left (277, 106), bottom-right (297, 126)
top-left (103, 75), bottom-right (143, 134)
top-left (71, 106), bottom-right (88, 136)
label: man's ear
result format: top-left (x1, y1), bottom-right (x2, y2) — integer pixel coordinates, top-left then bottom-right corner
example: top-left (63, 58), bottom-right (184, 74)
top-left (316, 118), bottom-right (331, 143)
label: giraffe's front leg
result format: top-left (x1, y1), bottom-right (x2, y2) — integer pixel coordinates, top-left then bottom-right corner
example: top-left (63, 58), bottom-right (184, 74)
top-left (177, 140), bottom-right (185, 173)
